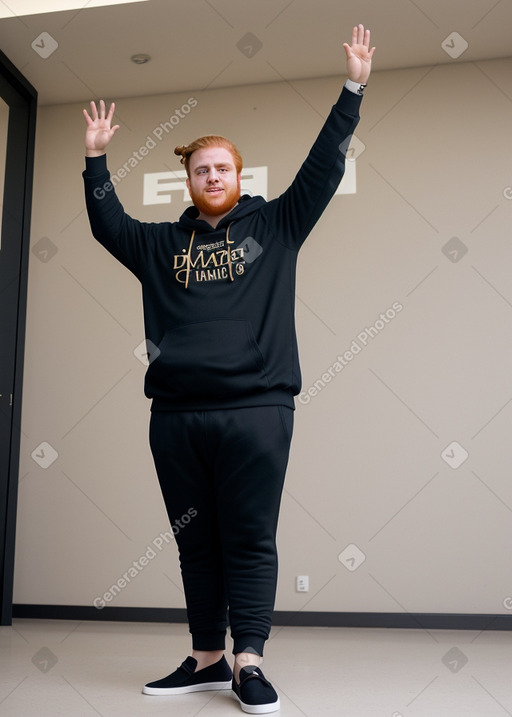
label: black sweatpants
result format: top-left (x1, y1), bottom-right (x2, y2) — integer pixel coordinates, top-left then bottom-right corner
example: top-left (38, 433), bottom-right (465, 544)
top-left (149, 405), bottom-right (293, 657)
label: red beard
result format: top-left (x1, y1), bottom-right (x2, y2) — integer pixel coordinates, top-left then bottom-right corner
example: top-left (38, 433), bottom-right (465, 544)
top-left (189, 178), bottom-right (241, 218)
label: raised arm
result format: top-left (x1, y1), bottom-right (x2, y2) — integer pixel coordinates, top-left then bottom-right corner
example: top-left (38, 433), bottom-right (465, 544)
top-left (82, 99), bottom-right (150, 278)
top-left (262, 24), bottom-right (375, 248)
top-left (343, 24), bottom-right (376, 84)
top-left (82, 99), bottom-right (120, 157)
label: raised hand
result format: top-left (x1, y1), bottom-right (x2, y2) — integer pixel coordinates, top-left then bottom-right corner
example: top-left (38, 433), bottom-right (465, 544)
top-left (83, 99), bottom-right (120, 157)
top-left (343, 25), bottom-right (376, 85)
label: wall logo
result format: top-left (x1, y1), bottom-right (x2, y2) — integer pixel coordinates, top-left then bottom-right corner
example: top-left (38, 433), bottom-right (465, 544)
top-left (143, 160), bottom-right (357, 206)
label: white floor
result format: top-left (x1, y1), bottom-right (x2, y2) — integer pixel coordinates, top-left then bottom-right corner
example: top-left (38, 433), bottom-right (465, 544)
top-left (1, 619), bottom-right (511, 716)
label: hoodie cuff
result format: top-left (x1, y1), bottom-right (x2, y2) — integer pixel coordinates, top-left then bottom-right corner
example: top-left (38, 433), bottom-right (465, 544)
top-left (84, 154), bottom-right (108, 176)
top-left (334, 85), bottom-right (363, 116)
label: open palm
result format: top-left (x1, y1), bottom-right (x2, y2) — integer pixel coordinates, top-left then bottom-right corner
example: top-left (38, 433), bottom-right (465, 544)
top-left (83, 99), bottom-right (120, 156)
top-left (343, 25), bottom-right (376, 84)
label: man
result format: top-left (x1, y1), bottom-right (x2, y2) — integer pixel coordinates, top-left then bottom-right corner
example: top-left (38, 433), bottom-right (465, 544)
top-left (83, 24), bottom-right (375, 714)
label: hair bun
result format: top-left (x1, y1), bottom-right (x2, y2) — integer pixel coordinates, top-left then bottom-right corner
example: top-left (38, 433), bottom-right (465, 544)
top-left (174, 145), bottom-right (187, 164)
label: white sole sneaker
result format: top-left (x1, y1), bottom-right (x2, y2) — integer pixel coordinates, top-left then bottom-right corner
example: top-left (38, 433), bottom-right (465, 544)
top-left (143, 679), bottom-right (232, 696)
top-left (232, 689), bottom-right (281, 714)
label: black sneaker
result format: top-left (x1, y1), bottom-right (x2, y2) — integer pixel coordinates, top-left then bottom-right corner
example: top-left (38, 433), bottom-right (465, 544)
top-left (231, 665), bottom-right (280, 714)
top-left (142, 655), bottom-right (232, 695)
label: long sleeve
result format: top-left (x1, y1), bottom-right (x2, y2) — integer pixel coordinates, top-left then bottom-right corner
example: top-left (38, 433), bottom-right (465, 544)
top-left (82, 155), bottom-right (158, 281)
top-left (263, 86), bottom-right (362, 249)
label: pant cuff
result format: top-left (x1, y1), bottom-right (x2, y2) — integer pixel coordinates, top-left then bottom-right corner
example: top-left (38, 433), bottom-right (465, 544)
top-left (232, 634), bottom-right (266, 657)
top-left (191, 631), bottom-right (226, 651)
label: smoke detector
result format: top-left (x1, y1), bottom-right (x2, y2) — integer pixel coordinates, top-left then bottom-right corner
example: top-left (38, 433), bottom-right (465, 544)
top-left (130, 53), bottom-right (151, 65)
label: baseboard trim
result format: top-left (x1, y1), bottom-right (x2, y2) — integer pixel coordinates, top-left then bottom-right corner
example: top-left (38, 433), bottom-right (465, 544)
top-left (12, 604), bottom-right (512, 631)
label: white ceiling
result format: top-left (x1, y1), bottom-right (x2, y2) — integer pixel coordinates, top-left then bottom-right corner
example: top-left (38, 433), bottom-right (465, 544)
top-left (1, 0), bottom-right (511, 106)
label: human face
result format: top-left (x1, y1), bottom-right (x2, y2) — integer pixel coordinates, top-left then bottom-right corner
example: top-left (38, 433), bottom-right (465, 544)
top-left (186, 146), bottom-right (241, 224)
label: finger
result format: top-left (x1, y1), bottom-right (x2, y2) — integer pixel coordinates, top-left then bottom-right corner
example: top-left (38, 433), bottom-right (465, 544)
top-left (89, 100), bottom-right (98, 121)
top-left (368, 46), bottom-right (376, 59)
top-left (342, 42), bottom-right (353, 59)
top-left (99, 99), bottom-right (106, 119)
top-left (106, 101), bottom-right (116, 123)
top-left (351, 25), bottom-right (358, 46)
top-left (364, 28), bottom-right (371, 48)
top-left (357, 24), bottom-right (364, 45)
top-left (82, 108), bottom-right (93, 125)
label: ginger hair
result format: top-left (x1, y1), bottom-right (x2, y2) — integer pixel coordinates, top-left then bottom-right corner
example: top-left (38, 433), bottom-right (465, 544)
top-left (174, 135), bottom-right (243, 177)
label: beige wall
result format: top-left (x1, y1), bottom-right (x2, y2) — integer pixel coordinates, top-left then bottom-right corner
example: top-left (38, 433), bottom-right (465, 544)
top-left (14, 58), bottom-right (512, 615)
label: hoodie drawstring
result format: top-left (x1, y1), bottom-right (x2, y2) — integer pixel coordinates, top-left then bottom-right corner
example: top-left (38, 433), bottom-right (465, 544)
top-left (225, 223), bottom-right (234, 283)
top-left (184, 225), bottom-right (234, 289)
top-left (184, 230), bottom-right (195, 290)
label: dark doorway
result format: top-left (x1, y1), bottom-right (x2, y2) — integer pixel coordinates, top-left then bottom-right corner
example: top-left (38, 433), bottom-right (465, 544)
top-left (0, 50), bottom-right (37, 625)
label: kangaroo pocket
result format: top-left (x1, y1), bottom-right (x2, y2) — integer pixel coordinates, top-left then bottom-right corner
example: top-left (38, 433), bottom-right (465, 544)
top-left (144, 319), bottom-right (270, 401)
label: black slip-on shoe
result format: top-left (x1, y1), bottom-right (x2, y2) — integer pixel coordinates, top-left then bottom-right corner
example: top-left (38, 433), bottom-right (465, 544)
top-left (231, 665), bottom-right (280, 714)
top-left (142, 655), bottom-right (232, 695)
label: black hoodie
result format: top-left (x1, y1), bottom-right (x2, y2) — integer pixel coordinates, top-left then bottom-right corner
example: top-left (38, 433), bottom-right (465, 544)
top-left (83, 85), bottom-right (362, 411)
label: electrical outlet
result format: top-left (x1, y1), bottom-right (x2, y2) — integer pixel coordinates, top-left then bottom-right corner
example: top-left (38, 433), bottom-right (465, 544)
top-left (296, 575), bottom-right (309, 592)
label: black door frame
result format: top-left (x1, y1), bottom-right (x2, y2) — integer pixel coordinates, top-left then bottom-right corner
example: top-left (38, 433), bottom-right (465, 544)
top-left (0, 50), bottom-right (37, 625)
